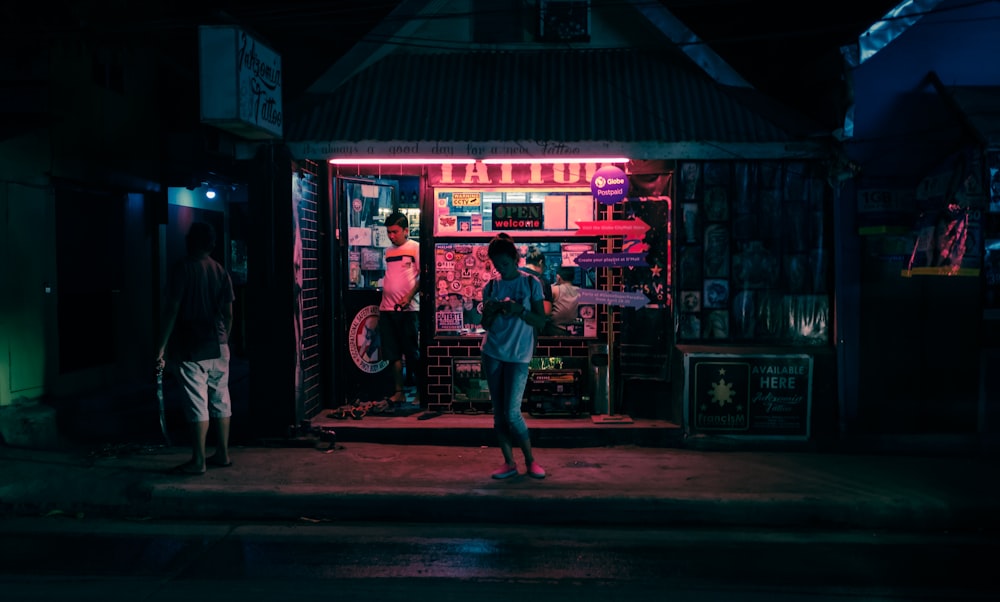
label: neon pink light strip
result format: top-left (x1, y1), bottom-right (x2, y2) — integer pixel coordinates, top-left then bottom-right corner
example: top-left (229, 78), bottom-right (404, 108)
top-left (328, 158), bottom-right (476, 165)
top-left (328, 157), bottom-right (630, 165)
top-left (482, 157), bottom-right (629, 164)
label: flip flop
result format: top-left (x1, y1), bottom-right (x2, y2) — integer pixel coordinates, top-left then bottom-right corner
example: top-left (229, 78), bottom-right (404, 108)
top-left (168, 461), bottom-right (206, 476)
top-left (207, 456), bottom-right (233, 468)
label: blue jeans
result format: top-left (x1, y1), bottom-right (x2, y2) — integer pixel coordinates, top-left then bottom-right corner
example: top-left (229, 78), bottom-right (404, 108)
top-left (481, 354), bottom-right (530, 443)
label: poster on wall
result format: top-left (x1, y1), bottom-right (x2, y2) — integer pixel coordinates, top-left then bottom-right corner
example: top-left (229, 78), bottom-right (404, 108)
top-left (348, 304), bottom-right (388, 375)
top-left (904, 147), bottom-right (985, 277)
top-left (621, 196), bottom-right (671, 308)
top-left (683, 353), bottom-right (812, 439)
top-left (292, 171), bottom-right (307, 411)
top-left (617, 196), bottom-right (673, 386)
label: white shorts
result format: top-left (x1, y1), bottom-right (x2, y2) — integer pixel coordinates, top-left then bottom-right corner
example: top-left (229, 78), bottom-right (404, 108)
top-left (176, 345), bottom-right (231, 423)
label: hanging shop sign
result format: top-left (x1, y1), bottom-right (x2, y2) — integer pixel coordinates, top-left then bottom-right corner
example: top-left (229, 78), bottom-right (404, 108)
top-left (576, 289), bottom-right (649, 309)
top-left (427, 162), bottom-right (620, 187)
top-left (683, 353), bottom-right (812, 439)
top-left (574, 251), bottom-right (649, 268)
top-left (591, 165), bottom-right (629, 204)
top-left (199, 25), bottom-right (283, 139)
top-left (574, 217), bottom-right (650, 237)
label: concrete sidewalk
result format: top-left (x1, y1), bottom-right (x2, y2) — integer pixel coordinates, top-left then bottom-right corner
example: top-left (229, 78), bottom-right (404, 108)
top-left (1, 441), bottom-right (998, 532)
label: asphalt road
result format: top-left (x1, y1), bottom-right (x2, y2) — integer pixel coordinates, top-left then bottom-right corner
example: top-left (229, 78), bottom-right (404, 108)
top-left (1, 518), bottom-right (996, 601)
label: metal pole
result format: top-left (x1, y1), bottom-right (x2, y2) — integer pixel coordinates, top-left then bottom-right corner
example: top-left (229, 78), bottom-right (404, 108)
top-left (156, 364), bottom-right (171, 446)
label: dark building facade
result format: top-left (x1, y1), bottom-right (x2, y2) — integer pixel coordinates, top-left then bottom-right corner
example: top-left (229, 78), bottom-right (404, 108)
top-left (267, 0), bottom-right (840, 443)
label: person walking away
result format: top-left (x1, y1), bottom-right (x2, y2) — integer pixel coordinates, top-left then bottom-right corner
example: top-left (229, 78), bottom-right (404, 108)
top-left (480, 233), bottom-right (546, 479)
top-left (379, 211), bottom-right (421, 405)
top-left (550, 266), bottom-right (581, 326)
top-left (156, 222), bottom-right (235, 475)
top-left (519, 245), bottom-right (553, 316)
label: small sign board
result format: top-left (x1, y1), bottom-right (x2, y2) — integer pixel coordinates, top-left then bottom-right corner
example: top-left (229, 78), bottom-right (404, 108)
top-left (591, 165), bottom-right (629, 204)
top-left (492, 203), bottom-right (543, 230)
top-left (435, 310), bottom-right (464, 333)
top-left (451, 192), bottom-right (481, 208)
top-left (574, 217), bottom-right (650, 237)
top-left (683, 353), bottom-right (812, 439)
top-left (199, 25), bottom-right (283, 139)
top-left (574, 251), bottom-right (649, 268)
top-left (576, 288), bottom-right (648, 309)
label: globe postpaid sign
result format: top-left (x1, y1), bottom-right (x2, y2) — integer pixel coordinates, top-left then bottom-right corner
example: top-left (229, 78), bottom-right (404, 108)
top-left (591, 166), bottom-right (629, 205)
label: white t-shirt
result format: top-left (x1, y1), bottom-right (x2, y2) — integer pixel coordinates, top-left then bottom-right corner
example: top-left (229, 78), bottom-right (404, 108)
top-left (480, 274), bottom-right (543, 364)
top-left (380, 239), bottom-right (420, 311)
top-left (551, 281), bottom-right (580, 325)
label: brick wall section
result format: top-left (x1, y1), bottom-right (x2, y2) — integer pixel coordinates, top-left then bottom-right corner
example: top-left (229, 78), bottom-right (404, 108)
top-left (425, 336), bottom-right (596, 412)
top-left (425, 339), bottom-right (478, 409)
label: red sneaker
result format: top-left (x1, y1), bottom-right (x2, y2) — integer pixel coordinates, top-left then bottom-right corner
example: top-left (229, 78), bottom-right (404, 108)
top-left (491, 462), bottom-right (518, 480)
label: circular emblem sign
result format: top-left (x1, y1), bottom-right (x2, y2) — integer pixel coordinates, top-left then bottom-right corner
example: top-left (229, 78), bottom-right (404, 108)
top-left (591, 166), bottom-right (629, 205)
top-left (349, 305), bottom-right (388, 374)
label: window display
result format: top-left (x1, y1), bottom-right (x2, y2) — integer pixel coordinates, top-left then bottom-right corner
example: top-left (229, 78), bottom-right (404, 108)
top-left (433, 241), bottom-right (598, 337)
top-left (434, 189), bottom-right (594, 236)
top-left (342, 178), bottom-right (419, 290)
top-left (674, 161), bottom-right (832, 344)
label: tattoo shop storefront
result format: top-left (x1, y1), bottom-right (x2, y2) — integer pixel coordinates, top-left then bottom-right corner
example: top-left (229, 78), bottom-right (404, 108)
top-left (280, 49), bottom-right (839, 443)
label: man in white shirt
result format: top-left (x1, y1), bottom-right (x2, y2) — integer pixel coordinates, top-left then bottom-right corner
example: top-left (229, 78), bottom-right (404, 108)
top-left (379, 212), bottom-right (421, 405)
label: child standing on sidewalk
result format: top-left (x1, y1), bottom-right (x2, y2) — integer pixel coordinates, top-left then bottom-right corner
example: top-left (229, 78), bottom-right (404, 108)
top-left (480, 233), bottom-right (546, 480)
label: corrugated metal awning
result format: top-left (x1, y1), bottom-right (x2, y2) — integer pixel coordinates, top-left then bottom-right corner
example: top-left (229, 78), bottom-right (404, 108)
top-left (284, 49), bottom-right (828, 161)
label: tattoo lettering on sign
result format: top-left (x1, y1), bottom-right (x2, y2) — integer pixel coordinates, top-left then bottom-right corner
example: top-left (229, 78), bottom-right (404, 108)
top-left (433, 161), bottom-right (603, 186)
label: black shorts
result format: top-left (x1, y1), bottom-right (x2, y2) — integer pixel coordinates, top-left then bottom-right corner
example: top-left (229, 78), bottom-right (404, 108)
top-left (378, 310), bottom-right (419, 363)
